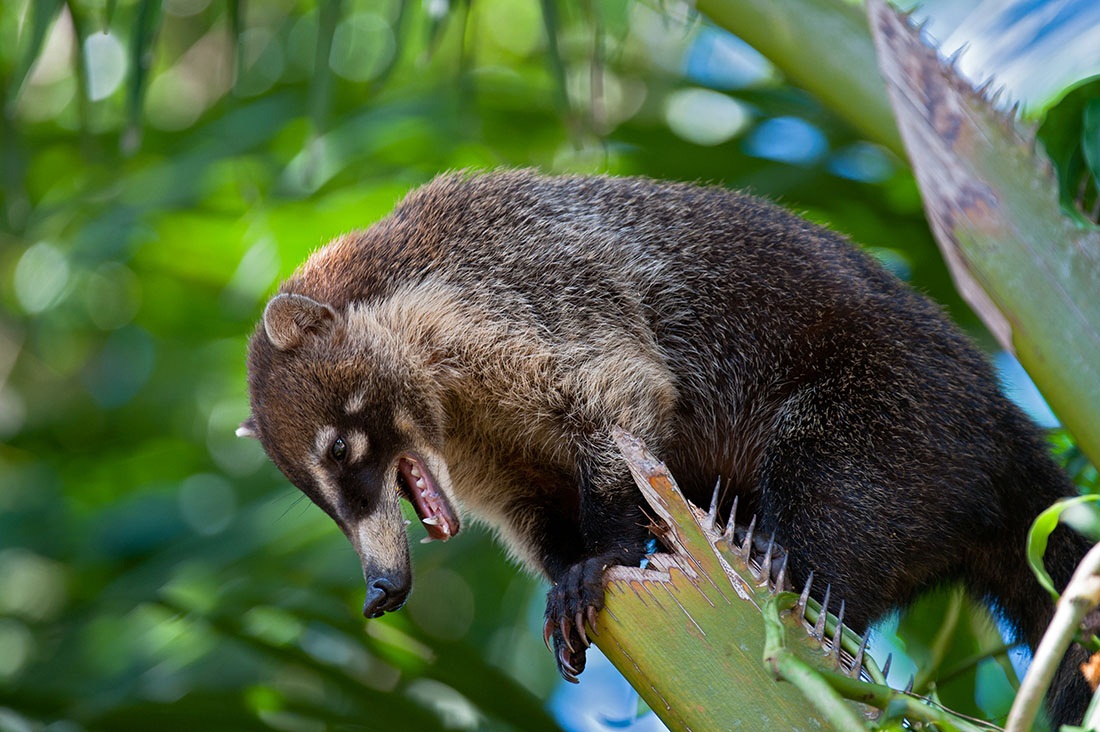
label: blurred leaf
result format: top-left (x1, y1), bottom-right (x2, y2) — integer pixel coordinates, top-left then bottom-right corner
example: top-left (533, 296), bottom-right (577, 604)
top-left (228, 0), bottom-right (243, 91)
top-left (310, 0), bottom-right (342, 134)
top-left (1037, 76), bottom-right (1100, 226)
top-left (896, 589), bottom-right (1020, 721)
top-left (124, 0), bottom-right (163, 153)
top-left (539, 0), bottom-right (571, 128)
top-left (7, 0), bottom-right (65, 105)
top-left (1062, 503), bottom-right (1100, 542)
top-left (104, 0), bottom-right (118, 31)
top-left (64, 1), bottom-right (93, 135)
top-left (1083, 98), bottom-right (1100, 193)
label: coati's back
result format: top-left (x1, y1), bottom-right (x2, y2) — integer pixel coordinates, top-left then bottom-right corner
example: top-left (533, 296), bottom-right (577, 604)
top-left (290, 170), bottom-right (1059, 509)
top-left (248, 170), bottom-right (1089, 725)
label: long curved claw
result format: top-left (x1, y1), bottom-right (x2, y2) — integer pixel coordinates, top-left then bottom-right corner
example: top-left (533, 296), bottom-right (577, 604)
top-left (560, 616), bottom-right (574, 653)
top-left (557, 648), bottom-right (581, 683)
top-left (543, 554), bottom-right (620, 683)
top-left (575, 610), bottom-right (590, 648)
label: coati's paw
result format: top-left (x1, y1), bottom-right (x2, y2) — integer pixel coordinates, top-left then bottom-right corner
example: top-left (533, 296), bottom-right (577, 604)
top-left (543, 557), bottom-right (607, 683)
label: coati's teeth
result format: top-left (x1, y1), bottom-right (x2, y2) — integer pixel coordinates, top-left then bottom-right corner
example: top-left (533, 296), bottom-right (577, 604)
top-left (420, 536), bottom-right (435, 544)
top-left (415, 478), bottom-right (425, 490)
top-left (409, 464), bottom-right (422, 478)
top-left (403, 519), bottom-right (412, 527)
top-left (423, 515), bottom-right (443, 526)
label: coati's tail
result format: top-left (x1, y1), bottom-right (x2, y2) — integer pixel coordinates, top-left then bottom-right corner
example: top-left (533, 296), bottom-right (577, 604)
top-left (1048, 639), bottom-right (1091, 728)
top-left (1032, 523), bottom-right (1093, 728)
top-left (973, 438), bottom-right (1093, 727)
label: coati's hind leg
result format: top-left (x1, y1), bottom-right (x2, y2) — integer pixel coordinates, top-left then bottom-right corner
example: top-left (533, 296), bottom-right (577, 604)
top-left (755, 459), bottom-right (918, 631)
top-left (753, 420), bottom-right (974, 632)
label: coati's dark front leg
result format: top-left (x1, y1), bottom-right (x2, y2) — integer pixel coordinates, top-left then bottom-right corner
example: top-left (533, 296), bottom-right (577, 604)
top-left (542, 430), bottom-right (653, 682)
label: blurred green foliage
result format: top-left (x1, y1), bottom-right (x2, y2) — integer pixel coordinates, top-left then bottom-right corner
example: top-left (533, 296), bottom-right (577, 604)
top-left (1038, 76), bottom-right (1100, 227)
top-left (0, 0), bottom-right (1091, 730)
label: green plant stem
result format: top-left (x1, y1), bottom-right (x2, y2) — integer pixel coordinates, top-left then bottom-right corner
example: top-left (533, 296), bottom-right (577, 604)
top-left (936, 641), bottom-right (1019, 688)
top-left (1006, 541), bottom-right (1100, 732)
top-left (821, 671), bottom-right (998, 732)
top-left (764, 594), bottom-right (1000, 732)
top-left (913, 587), bottom-right (964, 694)
top-left (762, 594), bottom-right (869, 730)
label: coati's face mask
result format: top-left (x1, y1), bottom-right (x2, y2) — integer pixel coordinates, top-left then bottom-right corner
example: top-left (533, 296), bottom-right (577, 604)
top-left (240, 293), bottom-right (461, 617)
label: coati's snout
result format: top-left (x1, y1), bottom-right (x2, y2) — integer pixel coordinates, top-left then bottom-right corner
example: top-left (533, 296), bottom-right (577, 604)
top-left (355, 449), bottom-right (459, 617)
top-left (363, 574), bottom-right (408, 618)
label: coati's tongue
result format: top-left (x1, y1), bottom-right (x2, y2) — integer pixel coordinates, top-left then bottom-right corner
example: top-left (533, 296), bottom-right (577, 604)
top-left (398, 454), bottom-right (459, 542)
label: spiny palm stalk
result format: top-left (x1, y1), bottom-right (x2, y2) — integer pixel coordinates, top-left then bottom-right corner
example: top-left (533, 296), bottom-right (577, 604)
top-left (592, 429), bottom-right (1000, 731)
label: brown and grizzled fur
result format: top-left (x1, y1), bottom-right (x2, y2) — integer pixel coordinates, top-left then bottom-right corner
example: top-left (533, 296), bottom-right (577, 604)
top-left (242, 170), bottom-right (1090, 725)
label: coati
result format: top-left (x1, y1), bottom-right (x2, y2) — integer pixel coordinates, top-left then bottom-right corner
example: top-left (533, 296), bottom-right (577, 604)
top-left (240, 169), bottom-right (1090, 725)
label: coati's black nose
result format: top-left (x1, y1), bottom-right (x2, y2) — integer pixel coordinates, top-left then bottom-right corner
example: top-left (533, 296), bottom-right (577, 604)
top-left (362, 576), bottom-right (409, 618)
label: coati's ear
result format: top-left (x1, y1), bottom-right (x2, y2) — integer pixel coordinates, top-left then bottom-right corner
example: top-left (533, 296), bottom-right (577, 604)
top-left (263, 293), bottom-right (337, 351)
top-left (236, 416), bottom-right (259, 439)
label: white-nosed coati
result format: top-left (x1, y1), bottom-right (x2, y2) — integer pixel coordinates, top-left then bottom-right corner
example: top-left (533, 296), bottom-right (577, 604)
top-left (240, 170), bottom-right (1090, 725)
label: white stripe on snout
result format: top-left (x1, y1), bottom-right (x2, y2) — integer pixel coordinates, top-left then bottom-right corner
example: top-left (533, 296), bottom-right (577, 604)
top-left (345, 391), bottom-right (367, 414)
top-left (308, 464), bottom-right (341, 512)
top-left (355, 513), bottom-right (386, 560)
top-left (314, 425), bottom-right (338, 460)
top-left (351, 471), bottom-right (410, 579)
top-left (311, 425), bottom-right (340, 508)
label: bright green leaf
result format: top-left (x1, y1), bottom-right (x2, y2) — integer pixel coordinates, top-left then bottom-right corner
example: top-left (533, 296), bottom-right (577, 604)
top-left (1027, 495), bottom-right (1100, 601)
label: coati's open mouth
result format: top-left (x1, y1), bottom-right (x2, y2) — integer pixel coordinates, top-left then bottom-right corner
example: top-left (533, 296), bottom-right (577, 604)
top-left (396, 453), bottom-right (460, 542)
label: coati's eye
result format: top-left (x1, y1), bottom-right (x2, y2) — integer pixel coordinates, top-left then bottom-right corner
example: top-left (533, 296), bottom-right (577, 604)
top-left (330, 437), bottom-right (348, 462)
